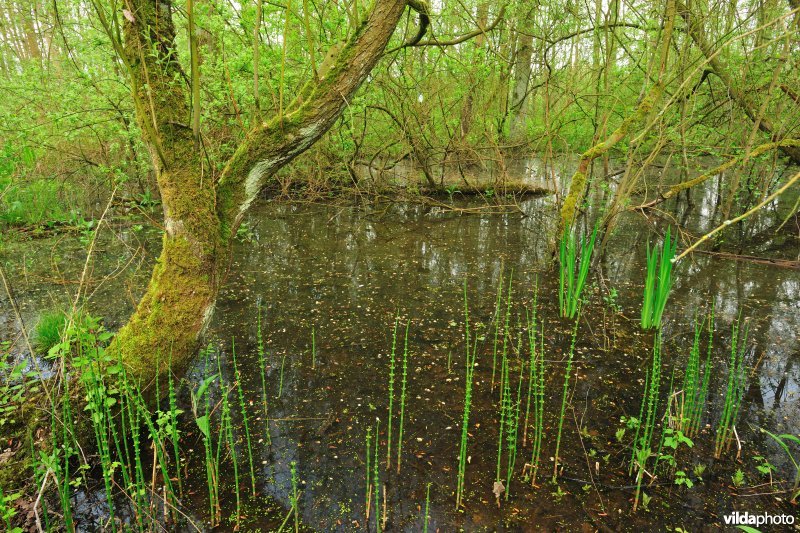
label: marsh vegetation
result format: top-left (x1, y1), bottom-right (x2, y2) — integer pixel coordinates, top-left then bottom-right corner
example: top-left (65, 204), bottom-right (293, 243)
top-left (1, 0), bottom-right (799, 531)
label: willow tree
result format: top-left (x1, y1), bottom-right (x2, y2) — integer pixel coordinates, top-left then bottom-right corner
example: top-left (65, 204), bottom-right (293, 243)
top-left (95, 0), bottom-right (431, 390)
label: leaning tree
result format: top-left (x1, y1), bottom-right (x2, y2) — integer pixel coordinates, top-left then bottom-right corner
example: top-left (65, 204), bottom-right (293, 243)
top-left (94, 0), bottom-right (433, 391)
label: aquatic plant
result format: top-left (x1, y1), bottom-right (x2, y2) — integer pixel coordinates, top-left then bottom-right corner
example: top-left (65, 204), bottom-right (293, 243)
top-left (631, 331), bottom-right (664, 511)
top-left (499, 274), bottom-right (514, 401)
top-left (138, 382), bottom-right (179, 523)
top-left (276, 462), bottom-right (301, 533)
top-left (553, 315), bottom-right (580, 482)
top-left (522, 283), bottom-right (539, 447)
top-left (33, 309), bottom-right (66, 354)
top-left (278, 352), bottom-right (288, 398)
top-left (0, 483), bottom-right (21, 533)
top-left (386, 315), bottom-right (399, 470)
top-left (524, 317), bottom-right (546, 486)
top-left (76, 329), bottom-right (119, 528)
top-left (374, 419), bottom-right (381, 533)
top-left (559, 226), bottom-right (597, 319)
top-left (192, 348), bottom-right (220, 526)
top-left (523, 288), bottom-right (546, 479)
top-left (760, 429), bottom-right (800, 502)
top-left (491, 273), bottom-right (505, 392)
top-left (423, 482), bottom-right (431, 532)
top-left (693, 306), bottom-right (715, 438)
top-left (640, 227), bottom-right (677, 330)
top-left (396, 320), bottom-right (410, 474)
top-left (495, 348), bottom-right (509, 490)
top-left (311, 325), bottom-right (317, 369)
top-left (291, 461), bottom-right (300, 533)
top-left (365, 426), bottom-right (372, 519)
top-left (676, 313), bottom-right (703, 438)
top-left (494, 276), bottom-right (516, 496)
top-left (231, 339), bottom-right (257, 495)
top-left (505, 348), bottom-right (524, 500)
top-left (217, 352), bottom-right (242, 530)
top-left (167, 355), bottom-right (183, 497)
top-left (715, 317), bottom-right (750, 458)
top-left (121, 368), bottom-right (151, 529)
top-left (257, 303), bottom-right (272, 445)
top-left (55, 379), bottom-right (76, 531)
top-left (677, 307), bottom-right (714, 438)
top-left (455, 281), bottom-right (478, 509)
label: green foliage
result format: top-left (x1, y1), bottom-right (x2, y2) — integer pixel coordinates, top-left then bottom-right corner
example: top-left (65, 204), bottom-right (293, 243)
top-left (553, 315), bottom-right (580, 482)
top-left (0, 483), bottom-right (22, 533)
top-left (373, 419), bottom-right (381, 533)
top-left (630, 331), bottom-right (664, 511)
top-left (290, 461), bottom-right (300, 533)
top-left (674, 470), bottom-right (694, 489)
top-left (760, 429), bottom-right (800, 499)
top-left (386, 315), bottom-right (399, 470)
top-left (731, 468), bottom-right (746, 487)
top-left (396, 319), bottom-right (410, 474)
top-left (33, 310), bottom-right (67, 355)
top-left (231, 340), bottom-right (257, 496)
top-left (257, 303), bottom-right (272, 445)
top-left (523, 287), bottom-right (546, 487)
top-left (678, 307), bottom-right (714, 438)
top-left (641, 227), bottom-right (677, 330)
top-left (423, 482), bottom-right (432, 532)
top-left (0, 142), bottom-right (67, 228)
top-left (559, 226), bottom-right (597, 319)
top-left (0, 344), bottom-right (32, 428)
top-left (715, 318), bottom-right (750, 458)
top-left (365, 426), bottom-right (372, 519)
top-left (455, 281), bottom-right (478, 509)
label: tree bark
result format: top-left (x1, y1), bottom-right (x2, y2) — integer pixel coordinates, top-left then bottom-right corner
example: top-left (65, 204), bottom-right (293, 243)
top-left (509, 5), bottom-right (535, 140)
top-left (458, 2), bottom-right (489, 143)
top-left (110, 0), bottom-right (421, 392)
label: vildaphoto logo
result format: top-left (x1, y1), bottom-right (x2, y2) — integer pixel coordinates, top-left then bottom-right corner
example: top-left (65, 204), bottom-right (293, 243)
top-left (723, 511), bottom-right (795, 526)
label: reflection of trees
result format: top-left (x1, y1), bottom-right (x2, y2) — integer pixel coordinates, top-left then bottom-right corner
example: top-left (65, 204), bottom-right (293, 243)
top-left (203, 184), bottom-right (799, 528)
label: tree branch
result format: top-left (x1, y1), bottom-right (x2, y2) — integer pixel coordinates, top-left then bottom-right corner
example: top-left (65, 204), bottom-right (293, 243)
top-left (676, 0), bottom-right (800, 164)
top-left (387, 3), bottom-right (506, 53)
top-left (215, 0), bottom-right (414, 239)
top-left (633, 139), bottom-right (800, 210)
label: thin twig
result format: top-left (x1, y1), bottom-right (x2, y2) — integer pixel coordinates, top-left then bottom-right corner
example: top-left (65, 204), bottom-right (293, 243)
top-left (674, 169), bottom-right (800, 262)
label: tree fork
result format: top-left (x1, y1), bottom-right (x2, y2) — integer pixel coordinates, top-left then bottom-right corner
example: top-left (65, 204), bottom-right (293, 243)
top-left (107, 0), bottom-right (430, 395)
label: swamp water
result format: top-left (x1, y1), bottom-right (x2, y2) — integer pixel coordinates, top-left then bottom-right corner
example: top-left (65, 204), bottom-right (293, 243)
top-left (1, 161), bottom-right (799, 531)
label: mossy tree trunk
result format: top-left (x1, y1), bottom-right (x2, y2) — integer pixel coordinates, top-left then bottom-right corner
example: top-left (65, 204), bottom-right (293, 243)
top-left (110, 0), bottom-right (423, 392)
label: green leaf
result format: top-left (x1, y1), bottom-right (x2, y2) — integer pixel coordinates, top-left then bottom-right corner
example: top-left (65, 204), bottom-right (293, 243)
top-left (196, 374), bottom-right (218, 401)
top-left (195, 415), bottom-right (210, 438)
top-left (778, 434), bottom-right (800, 445)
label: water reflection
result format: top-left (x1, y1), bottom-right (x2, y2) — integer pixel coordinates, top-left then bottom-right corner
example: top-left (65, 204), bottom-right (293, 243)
top-left (0, 158), bottom-right (798, 530)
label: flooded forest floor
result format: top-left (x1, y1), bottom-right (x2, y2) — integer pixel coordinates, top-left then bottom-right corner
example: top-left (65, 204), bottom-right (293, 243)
top-left (1, 159), bottom-right (799, 531)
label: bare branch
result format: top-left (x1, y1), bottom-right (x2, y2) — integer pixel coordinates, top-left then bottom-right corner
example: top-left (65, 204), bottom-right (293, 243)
top-left (388, 3), bottom-right (506, 53)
